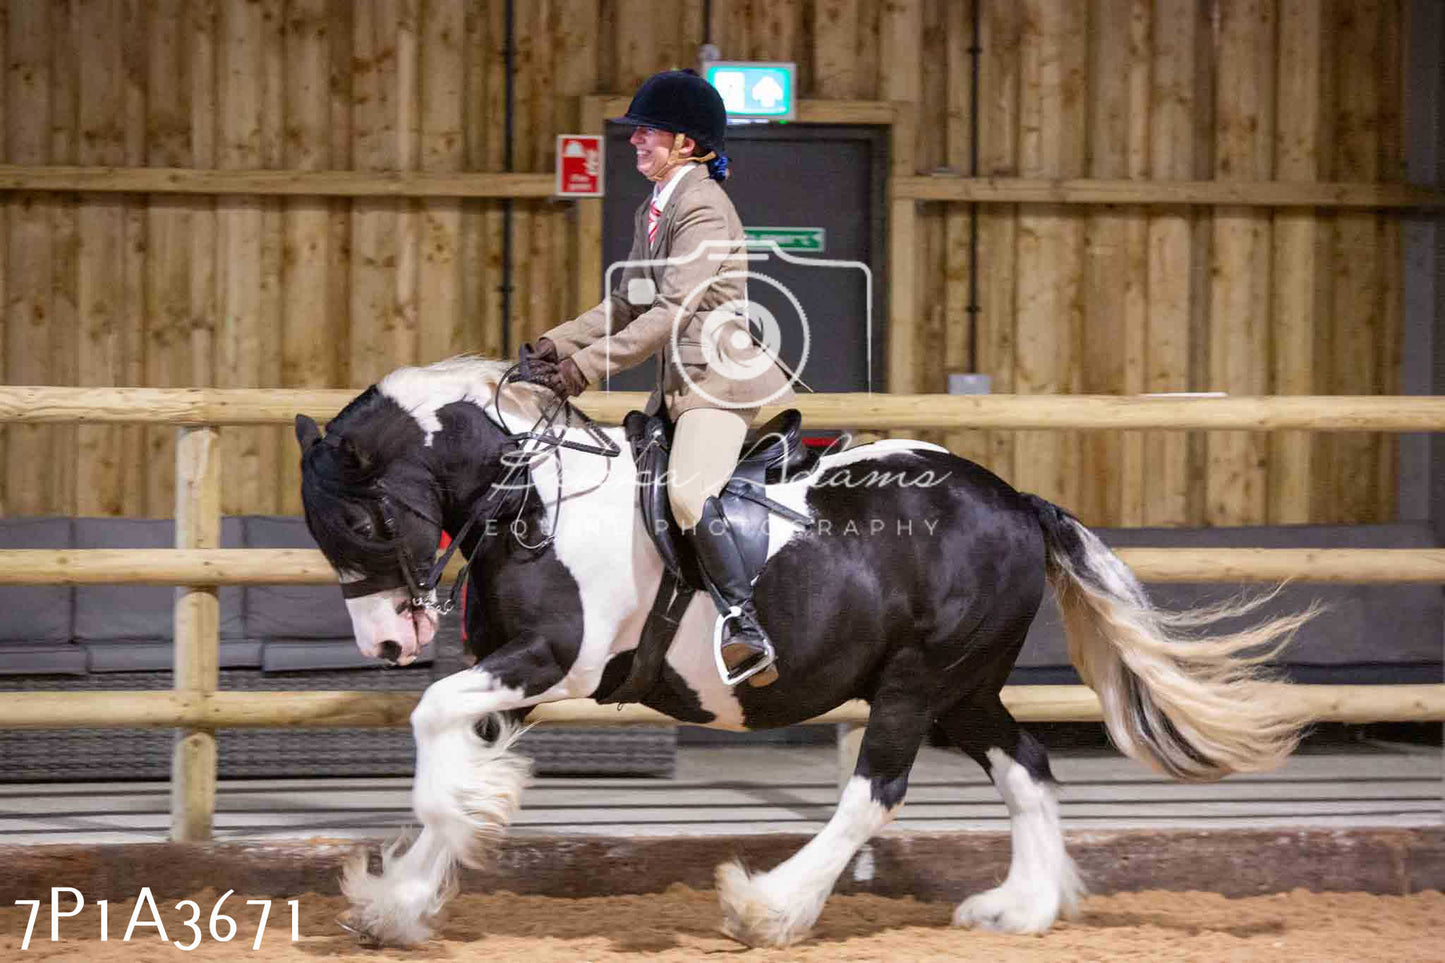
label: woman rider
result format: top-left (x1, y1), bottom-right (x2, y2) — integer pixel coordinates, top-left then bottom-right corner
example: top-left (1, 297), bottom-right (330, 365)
top-left (520, 69), bottom-right (795, 687)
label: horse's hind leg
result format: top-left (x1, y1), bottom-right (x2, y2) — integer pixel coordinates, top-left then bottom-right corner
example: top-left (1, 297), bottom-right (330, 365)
top-left (935, 694), bottom-right (1084, 934)
top-left (716, 657), bottom-right (932, 948)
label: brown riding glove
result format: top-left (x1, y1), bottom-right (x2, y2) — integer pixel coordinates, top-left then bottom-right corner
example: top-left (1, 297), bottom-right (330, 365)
top-left (524, 337), bottom-right (559, 365)
top-left (524, 356), bottom-right (589, 400)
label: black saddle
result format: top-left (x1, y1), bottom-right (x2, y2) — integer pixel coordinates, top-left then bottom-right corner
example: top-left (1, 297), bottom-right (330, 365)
top-left (597, 408), bottom-right (819, 706)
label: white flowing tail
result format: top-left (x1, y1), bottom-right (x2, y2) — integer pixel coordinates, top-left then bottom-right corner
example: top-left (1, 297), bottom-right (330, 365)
top-left (1028, 495), bottom-right (1318, 781)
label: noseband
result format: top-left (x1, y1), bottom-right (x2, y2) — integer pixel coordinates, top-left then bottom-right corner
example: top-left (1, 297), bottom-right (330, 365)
top-left (340, 364), bottom-right (620, 618)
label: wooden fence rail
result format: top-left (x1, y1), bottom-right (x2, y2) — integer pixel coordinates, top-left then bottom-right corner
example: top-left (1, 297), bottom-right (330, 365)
top-left (0, 164), bottom-right (1438, 208)
top-left (4, 547), bottom-right (1445, 585)
top-left (891, 175), bottom-right (1445, 208)
top-left (7, 388), bottom-right (1445, 432)
top-left (4, 685), bottom-right (1444, 731)
top-left (0, 166), bottom-right (558, 198)
top-left (3, 387), bottom-right (1445, 841)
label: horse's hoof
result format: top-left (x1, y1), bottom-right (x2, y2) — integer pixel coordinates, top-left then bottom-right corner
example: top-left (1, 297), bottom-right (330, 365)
top-left (336, 913), bottom-right (381, 947)
top-left (715, 860), bottom-right (806, 948)
top-left (953, 885), bottom-right (1058, 935)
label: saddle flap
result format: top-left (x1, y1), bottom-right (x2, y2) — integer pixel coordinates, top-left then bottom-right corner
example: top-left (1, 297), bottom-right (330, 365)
top-left (625, 410), bottom-right (699, 585)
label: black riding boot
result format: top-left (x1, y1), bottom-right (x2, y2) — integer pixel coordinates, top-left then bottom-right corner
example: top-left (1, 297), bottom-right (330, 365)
top-left (691, 496), bottom-right (779, 688)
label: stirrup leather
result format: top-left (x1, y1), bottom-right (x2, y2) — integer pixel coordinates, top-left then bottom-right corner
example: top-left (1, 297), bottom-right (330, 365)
top-left (712, 605), bottom-right (778, 687)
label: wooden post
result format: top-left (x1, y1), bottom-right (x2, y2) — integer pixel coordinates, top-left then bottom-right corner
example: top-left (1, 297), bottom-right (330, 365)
top-left (171, 425), bottom-right (221, 842)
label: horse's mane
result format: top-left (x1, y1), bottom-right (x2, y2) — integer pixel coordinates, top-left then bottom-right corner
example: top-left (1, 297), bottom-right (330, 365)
top-left (376, 354), bottom-right (555, 440)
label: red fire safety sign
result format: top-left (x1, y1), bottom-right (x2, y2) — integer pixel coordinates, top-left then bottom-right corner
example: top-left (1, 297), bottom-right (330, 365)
top-left (556, 135), bottom-right (603, 197)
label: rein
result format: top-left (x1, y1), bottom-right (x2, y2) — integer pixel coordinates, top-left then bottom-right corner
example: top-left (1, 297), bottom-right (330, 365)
top-left (363, 362), bottom-right (621, 617)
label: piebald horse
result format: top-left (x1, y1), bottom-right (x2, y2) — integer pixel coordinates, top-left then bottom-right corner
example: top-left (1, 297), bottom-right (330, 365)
top-left (296, 357), bottom-right (1311, 948)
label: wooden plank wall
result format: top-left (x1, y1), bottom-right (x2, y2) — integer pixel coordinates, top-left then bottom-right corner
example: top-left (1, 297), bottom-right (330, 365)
top-left (0, 0), bottom-right (1412, 527)
top-left (902, 0), bottom-right (1406, 527)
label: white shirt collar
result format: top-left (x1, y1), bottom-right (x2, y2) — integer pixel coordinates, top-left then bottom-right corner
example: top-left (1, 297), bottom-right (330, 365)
top-left (651, 163), bottom-right (696, 212)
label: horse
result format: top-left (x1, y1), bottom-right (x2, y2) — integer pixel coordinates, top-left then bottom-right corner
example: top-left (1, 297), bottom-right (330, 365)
top-left (295, 356), bottom-right (1314, 948)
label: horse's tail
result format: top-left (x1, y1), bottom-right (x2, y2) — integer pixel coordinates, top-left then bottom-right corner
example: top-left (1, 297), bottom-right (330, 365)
top-left (1025, 494), bottom-right (1317, 782)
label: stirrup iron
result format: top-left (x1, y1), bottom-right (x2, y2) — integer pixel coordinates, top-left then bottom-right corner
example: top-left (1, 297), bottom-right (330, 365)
top-left (712, 605), bottom-right (777, 687)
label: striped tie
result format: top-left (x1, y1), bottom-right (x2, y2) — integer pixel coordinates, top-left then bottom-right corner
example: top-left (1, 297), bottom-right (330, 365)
top-left (647, 198), bottom-right (662, 244)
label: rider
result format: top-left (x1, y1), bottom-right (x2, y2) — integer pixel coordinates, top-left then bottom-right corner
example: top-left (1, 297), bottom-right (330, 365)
top-left (519, 69), bottom-right (795, 687)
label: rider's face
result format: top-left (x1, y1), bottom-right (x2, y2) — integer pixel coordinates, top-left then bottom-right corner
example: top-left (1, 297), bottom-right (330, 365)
top-left (630, 126), bottom-right (692, 181)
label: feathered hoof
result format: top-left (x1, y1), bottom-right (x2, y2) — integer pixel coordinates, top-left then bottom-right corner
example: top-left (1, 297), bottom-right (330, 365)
top-left (952, 883), bottom-right (1061, 935)
top-left (338, 845), bottom-right (452, 947)
top-left (335, 911), bottom-right (383, 947)
top-left (714, 860), bottom-right (811, 948)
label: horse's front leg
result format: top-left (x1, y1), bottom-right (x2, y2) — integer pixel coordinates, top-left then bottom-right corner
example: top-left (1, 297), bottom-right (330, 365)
top-left (341, 633), bottom-right (567, 946)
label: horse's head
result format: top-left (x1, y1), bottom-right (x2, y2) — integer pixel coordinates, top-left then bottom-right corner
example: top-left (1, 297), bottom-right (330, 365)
top-left (296, 358), bottom-right (565, 664)
top-left (296, 386), bottom-right (449, 665)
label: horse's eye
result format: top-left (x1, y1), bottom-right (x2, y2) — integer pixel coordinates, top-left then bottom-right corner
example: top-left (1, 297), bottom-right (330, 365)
top-left (351, 517), bottom-right (374, 537)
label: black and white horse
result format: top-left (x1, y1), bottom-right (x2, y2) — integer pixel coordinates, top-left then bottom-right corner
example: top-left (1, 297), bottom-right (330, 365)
top-left (296, 357), bottom-right (1312, 948)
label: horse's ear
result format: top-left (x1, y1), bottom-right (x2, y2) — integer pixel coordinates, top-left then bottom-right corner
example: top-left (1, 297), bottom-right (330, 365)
top-left (294, 414), bottom-right (322, 451)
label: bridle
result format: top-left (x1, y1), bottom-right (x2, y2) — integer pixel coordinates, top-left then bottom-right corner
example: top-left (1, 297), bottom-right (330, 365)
top-left (338, 362), bottom-right (621, 618)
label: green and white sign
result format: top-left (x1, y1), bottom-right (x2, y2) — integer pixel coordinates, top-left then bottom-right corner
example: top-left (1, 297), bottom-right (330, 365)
top-left (703, 61), bottom-right (796, 121)
top-left (743, 226), bottom-right (825, 253)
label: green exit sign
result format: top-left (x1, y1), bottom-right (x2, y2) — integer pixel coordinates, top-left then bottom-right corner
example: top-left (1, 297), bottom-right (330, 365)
top-left (743, 226), bottom-right (825, 253)
top-left (703, 62), bottom-right (796, 121)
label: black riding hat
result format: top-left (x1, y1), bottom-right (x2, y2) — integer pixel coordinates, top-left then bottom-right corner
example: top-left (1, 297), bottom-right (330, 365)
top-left (614, 69), bottom-right (727, 155)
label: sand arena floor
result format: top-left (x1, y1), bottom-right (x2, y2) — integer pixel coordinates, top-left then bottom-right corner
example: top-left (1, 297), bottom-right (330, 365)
top-left (1, 885), bottom-right (1441, 962)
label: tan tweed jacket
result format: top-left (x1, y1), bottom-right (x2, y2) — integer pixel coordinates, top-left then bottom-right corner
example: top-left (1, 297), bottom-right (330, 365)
top-left (542, 164), bottom-right (795, 417)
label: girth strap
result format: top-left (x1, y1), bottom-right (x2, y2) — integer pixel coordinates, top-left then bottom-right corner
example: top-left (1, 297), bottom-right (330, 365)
top-left (597, 568), bottom-right (697, 706)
